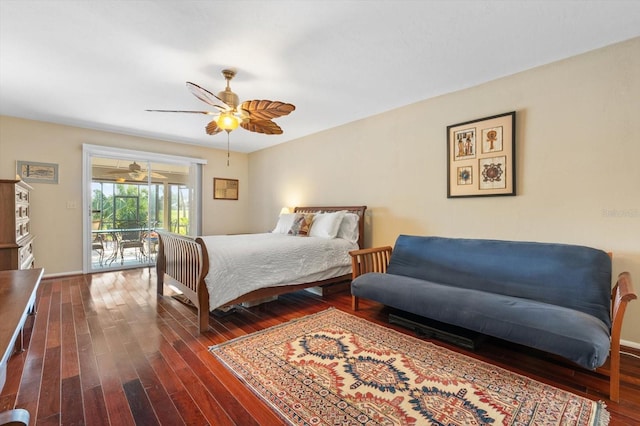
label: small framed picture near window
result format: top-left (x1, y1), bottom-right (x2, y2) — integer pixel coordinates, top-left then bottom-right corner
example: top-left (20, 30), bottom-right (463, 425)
top-left (447, 111), bottom-right (516, 198)
top-left (17, 160), bottom-right (59, 184)
top-left (213, 177), bottom-right (239, 200)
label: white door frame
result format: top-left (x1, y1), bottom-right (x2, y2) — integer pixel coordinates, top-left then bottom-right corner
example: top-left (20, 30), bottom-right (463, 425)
top-left (82, 144), bottom-right (207, 273)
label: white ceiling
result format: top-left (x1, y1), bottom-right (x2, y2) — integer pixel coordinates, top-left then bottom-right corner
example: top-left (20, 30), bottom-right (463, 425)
top-left (1, 1), bottom-right (639, 153)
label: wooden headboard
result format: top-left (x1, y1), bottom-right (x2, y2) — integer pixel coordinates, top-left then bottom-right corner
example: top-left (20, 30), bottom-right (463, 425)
top-left (293, 206), bottom-right (367, 248)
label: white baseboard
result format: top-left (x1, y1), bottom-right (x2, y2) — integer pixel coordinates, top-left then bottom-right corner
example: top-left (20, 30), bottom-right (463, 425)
top-left (621, 339), bottom-right (640, 350)
top-left (43, 270), bottom-right (83, 278)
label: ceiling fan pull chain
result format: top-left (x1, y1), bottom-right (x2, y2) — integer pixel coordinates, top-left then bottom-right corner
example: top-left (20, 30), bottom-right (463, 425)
top-left (226, 131), bottom-right (230, 166)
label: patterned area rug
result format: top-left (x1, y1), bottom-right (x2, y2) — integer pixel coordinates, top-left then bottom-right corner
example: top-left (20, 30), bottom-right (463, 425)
top-left (210, 308), bottom-right (609, 425)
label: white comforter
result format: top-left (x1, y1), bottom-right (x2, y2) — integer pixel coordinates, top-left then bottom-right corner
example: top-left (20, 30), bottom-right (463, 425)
top-left (200, 233), bottom-right (358, 310)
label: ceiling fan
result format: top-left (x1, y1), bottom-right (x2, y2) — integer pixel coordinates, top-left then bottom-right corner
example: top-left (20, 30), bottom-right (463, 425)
top-left (107, 161), bottom-right (167, 182)
top-left (146, 69), bottom-right (296, 136)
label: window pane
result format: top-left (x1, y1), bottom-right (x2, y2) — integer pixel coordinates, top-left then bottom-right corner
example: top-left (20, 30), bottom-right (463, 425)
top-left (169, 184), bottom-right (189, 235)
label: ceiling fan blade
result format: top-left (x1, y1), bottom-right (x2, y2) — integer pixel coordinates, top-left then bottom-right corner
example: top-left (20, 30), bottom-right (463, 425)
top-left (145, 109), bottom-right (215, 115)
top-left (241, 119), bottom-right (283, 135)
top-left (105, 161), bottom-right (167, 181)
top-left (106, 169), bottom-right (129, 175)
top-left (206, 120), bottom-right (223, 135)
top-left (130, 170), bottom-right (167, 181)
top-left (240, 100), bottom-right (295, 121)
top-left (107, 162), bottom-right (138, 175)
top-left (186, 82), bottom-right (229, 110)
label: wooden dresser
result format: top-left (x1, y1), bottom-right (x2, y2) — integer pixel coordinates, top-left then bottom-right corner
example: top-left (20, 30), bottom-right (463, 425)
top-left (0, 180), bottom-right (35, 271)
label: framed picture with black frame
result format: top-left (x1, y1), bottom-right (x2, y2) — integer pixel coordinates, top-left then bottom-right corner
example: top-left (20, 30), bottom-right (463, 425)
top-left (447, 111), bottom-right (516, 198)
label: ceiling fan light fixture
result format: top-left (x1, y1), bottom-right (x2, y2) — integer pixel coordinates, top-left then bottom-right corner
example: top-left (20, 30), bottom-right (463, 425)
top-left (217, 111), bottom-right (239, 131)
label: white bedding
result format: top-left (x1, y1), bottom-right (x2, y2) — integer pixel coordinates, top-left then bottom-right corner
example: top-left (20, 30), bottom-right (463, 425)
top-left (200, 233), bottom-right (358, 310)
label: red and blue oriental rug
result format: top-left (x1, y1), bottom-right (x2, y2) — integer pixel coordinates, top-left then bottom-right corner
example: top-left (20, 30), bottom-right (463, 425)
top-left (210, 308), bottom-right (608, 425)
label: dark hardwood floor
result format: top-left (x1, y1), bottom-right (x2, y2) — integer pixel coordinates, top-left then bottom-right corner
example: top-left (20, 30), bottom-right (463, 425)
top-left (1, 268), bottom-right (639, 425)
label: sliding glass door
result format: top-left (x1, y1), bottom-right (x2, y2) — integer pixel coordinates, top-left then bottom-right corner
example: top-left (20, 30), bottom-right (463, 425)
top-left (83, 145), bottom-right (205, 273)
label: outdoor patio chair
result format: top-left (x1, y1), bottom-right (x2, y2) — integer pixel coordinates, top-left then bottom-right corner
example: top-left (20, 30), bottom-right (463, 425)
top-left (91, 220), bottom-right (104, 266)
top-left (116, 221), bottom-right (146, 264)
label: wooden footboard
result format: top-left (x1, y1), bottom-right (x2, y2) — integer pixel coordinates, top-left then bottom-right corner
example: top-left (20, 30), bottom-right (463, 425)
top-left (156, 231), bottom-right (211, 333)
top-left (156, 205), bottom-right (367, 334)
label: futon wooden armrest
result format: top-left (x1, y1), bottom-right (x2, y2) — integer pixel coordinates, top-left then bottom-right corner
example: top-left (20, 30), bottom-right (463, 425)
top-left (615, 272), bottom-right (636, 302)
top-left (349, 246), bottom-right (393, 279)
top-left (604, 271), bottom-right (636, 402)
top-left (349, 246), bottom-right (393, 311)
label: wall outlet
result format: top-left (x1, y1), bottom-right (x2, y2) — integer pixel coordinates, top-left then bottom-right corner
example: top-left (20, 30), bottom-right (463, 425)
top-left (66, 201), bottom-right (78, 209)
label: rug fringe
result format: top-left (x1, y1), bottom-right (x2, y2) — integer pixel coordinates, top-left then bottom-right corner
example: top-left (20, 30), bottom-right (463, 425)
top-left (595, 401), bottom-right (610, 426)
top-left (209, 307), bottom-right (336, 351)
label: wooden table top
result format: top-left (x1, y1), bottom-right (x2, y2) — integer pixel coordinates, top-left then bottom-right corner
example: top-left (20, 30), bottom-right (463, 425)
top-left (0, 269), bottom-right (42, 426)
top-left (0, 268), bottom-right (44, 366)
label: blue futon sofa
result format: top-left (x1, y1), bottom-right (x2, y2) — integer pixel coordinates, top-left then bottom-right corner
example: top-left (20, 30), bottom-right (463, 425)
top-left (349, 235), bottom-right (636, 401)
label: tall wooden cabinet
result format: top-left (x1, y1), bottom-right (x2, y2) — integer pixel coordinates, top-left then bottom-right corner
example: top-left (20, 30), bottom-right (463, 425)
top-left (0, 180), bottom-right (35, 270)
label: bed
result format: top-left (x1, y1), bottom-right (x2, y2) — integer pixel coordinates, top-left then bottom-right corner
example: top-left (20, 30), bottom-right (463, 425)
top-left (156, 206), bottom-right (367, 333)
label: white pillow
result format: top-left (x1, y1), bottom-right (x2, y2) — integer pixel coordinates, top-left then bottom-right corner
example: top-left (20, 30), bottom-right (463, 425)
top-left (336, 213), bottom-right (360, 244)
top-left (272, 213), bottom-right (297, 234)
top-left (309, 211), bottom-right (346, 239)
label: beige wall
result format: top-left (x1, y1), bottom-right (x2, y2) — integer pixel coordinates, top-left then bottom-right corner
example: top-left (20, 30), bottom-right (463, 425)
top-left (248, 38), bottom-right (640, 345)
top-left (0, 117), bottom-right (250, 274)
